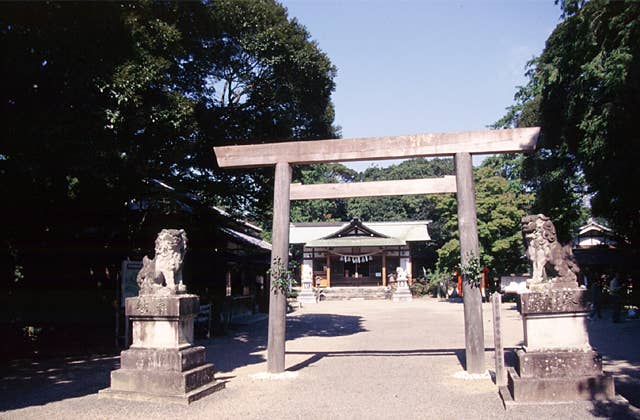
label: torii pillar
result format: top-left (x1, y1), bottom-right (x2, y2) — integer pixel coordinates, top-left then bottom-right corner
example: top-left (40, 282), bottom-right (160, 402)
top-left (455, 152), bottom-right (484, 373)
top-left (267, 162), bottom-right (292, 373)
top-left (214, 127), bottom-right (539, 374)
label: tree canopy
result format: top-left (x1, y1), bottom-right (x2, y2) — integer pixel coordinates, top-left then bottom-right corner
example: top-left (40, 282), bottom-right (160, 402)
top-left (0, 1), bottom-right (338, 286)
top-left (495, 0), bottom-right (640, 244)
top-left (427, 156), bottom-right (534, 276)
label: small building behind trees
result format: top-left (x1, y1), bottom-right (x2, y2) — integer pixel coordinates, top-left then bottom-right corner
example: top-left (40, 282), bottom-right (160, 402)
top-left (572, 218), bottom-right (637, 278)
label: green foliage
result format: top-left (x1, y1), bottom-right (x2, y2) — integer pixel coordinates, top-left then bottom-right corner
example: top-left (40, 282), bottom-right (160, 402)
top-left (409, 277), bottom-right (430, 296)
top-left (290, 163), bottom-right (356, 222)
top-left (475, 157), bottom-right (534, 275)
top-left (267, 256), bottom-right (296, 295)
top-left (410, 266), bottom-right (450, 297)
top-left (460, 252), bottom-right (483, 288)
top-left (0, 1), bottom-right (338, 287)
top-left (496, 0), bottom-right (640, 244)
top-left (359, 157), bottom-right (454, 181)
top-left (435, 157), bottom-right (534, 276)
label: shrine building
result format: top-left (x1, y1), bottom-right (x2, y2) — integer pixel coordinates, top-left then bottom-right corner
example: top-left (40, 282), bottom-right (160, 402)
top-left (289, 218), bottom-right (431, 288)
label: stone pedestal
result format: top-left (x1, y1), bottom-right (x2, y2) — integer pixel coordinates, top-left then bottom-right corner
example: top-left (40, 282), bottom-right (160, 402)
top-left (392, 279), bottom-right (412, 302)
top-left (99, 294), bottom-right (224, 404)
top-left (297, 282), bottom-right (318, 304)
top-left (500, 288), bottom-right (615, 405)
top-left (297, 263), bottom-right (317, 304)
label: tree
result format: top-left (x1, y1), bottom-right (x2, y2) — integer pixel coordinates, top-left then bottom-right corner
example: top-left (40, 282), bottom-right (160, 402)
top-left (348, 158), bottom-right (455, 229)
top-left (103, 0), bottom-right (339, 222)
top-left (435, 156), bottom-right (534, 277)
top-left (0, 1), bottom-right (338, 288)
top-left (495, 0), bottom-right (640, 244)
top-left (290, 163), bottom-right (356, 222)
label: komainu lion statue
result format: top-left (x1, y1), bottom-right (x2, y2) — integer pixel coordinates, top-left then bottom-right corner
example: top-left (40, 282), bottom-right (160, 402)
top-left (136, 229), bottom-right (188, 295)
top-left (521, 214), bottom-right (580, 289)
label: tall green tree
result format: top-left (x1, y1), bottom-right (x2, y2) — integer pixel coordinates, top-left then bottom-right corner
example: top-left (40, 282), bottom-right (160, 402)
top-left (0, 1), bottom-right (338, 286)
top-left (496, 0), bottom-right (640, 244)
top-left (290, 163), bottom-right (356, 222)
top-left (347, 158), bottom-right (455, 229)
top-left (435, 156), bottom-right (534, 277)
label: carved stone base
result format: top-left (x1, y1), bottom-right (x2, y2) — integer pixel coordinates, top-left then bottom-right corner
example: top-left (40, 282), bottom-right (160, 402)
top-left (519, 288), bottom-right (590, 314)
top-left (515, 348), bottom-right (603, 378)
top-left (522, 313), bottom-right (591, 350)
top-left (501, 288), bottom-right (616, 404)
top-left (392, 286), bottom-right (412, 302)
top-left (127, 294), bottom-right (200, 349)
top-left (99, 381), bottom-right (224, 405)
top-left (297, 286), bottom-right (318, 304)
top-left (100, 294), bottom-right (223, 404)
top-left (99, 346), bottom-right (224, 404)
top-left (297, 294), bottom-right (317, 304)
top-left (504, 366), bottom-right (615, 402)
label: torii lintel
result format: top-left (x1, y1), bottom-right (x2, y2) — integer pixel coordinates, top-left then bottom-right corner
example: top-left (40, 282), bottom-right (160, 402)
top-left (213, 127), bottom-right (540, 168)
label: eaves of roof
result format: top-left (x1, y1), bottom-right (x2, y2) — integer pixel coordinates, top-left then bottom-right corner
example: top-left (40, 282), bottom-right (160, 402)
top-left (305, 237), bottom-right (406, 248)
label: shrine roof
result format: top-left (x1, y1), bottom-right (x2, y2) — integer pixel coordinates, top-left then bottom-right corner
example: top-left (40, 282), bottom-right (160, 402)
top-left (290, 219), bottom-right (430, 247)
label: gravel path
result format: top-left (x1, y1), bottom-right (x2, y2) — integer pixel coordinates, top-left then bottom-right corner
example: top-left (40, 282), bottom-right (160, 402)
top-left (1, 298), bottom-right (639, 419)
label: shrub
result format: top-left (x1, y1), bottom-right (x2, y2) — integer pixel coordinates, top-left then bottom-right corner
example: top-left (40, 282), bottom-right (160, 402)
top-left (411, 267), bottom-right (450, 297)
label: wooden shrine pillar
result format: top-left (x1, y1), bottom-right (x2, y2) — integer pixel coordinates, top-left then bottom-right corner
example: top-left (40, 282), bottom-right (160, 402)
top-left (454, 152), bottom-right (485, 374)
top-left (267, 161), bottom-right (292, 373)
top-left (382, 252), bottom-right (387, 286)
top-left (326, 254), bottom-right (331, 287)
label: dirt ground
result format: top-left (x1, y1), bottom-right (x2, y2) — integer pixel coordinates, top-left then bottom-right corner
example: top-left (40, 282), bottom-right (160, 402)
top-left (1, 298), bottom-right (639, 419)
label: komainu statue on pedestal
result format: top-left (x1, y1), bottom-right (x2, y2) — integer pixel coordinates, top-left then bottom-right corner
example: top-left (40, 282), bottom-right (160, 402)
top-left (521, 214), bottom-right (580, 289)
top-left (137, 229), bottom-right (188, 295)
top-left (100, 228), bottom-right (224, 404)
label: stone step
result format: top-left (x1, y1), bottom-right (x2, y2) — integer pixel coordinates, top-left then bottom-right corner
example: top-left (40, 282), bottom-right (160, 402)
top-left (110, 363), bottom-right (217, 394)
top-left (318, 287), bottom-right (391, 301)
top-left (505, 366), bottom-right (615, 403)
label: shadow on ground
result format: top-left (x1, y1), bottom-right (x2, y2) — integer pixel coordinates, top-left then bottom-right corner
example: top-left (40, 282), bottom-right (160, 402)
top-left (0, 312), bottom-right (365, 411)
top-left (586, 311), bottom-right (640, 411)
top-left (500, 304), bottom-right (640, 418)
top-left (288, 347), bottom-right (470, 372)
top-left (286, 313), bottom-right (366, 340)
top-left (0, 354), bottom-right (118, 411)
top-left (589, 399), bottom-right (640, 420)
top-left (204, 313), bottom-right (366, 373)
top-left (287, 345), bottom-right (525, 373)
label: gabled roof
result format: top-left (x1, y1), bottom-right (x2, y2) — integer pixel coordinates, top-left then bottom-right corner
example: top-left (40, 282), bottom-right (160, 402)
top-left (320, 218), bottom-right (389, 240)
top-left (577, 218), bottom-right (614, 236)
top-left (290, 219), bottom-right (430, 247)
top-left (572, 218), bottom-right (625, 249)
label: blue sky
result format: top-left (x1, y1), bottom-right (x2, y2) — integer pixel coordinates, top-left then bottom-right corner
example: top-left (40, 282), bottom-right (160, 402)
top-left (279, 0), bottom-right (562, 170)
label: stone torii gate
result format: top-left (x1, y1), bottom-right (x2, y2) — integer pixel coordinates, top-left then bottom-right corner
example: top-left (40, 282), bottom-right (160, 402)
top-left (214, 127), bottom-right (539, 374)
